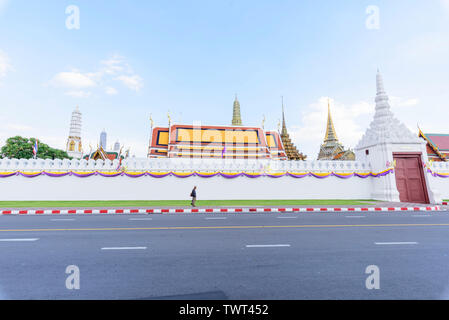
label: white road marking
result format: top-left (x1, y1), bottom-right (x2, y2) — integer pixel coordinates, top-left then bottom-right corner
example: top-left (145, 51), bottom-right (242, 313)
top-left (50, 219), bottom-right (76, 221)
top-left (129, 218), bottom-right (153, 221)
top-left (277, 216), bottom-right (298, 219)
top-left (0, 238), bottom-right (39, 242)
top-left (246, 244), bottom-right (291, 248)
top-left (101, 247), bottom-right (147, 250)
top-left (205, 217), bottom-right (227, 220)
top-left (412, 215), bottom-right (432, 217)
top-left (375, 242), bottom-right (418, 245)
top-left (345, 216), bottom-right (366, 218)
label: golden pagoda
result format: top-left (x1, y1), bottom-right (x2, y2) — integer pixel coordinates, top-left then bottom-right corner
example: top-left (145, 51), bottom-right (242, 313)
top-left (317, 99), bottom-right (355, 160)
top-left (280, 100), bottom-right (306, 160)
top-left (232, 95), bottom-right (242, 126)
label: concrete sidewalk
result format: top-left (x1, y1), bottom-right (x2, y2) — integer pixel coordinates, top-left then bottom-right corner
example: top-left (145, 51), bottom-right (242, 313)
top-left (0, 201), bottom-right (444, 210)
top-left (0, 202), bottom-right (444, 215)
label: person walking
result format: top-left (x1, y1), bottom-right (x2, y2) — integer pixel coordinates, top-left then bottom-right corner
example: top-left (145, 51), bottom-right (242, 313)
top-left (190, 186), bottom-right (197, 207)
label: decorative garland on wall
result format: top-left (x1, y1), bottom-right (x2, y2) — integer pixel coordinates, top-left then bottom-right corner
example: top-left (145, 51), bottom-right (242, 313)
top-left (0, 168), bottom-right (395, 179)
top-left (427, 168), bottom-right (449, 178)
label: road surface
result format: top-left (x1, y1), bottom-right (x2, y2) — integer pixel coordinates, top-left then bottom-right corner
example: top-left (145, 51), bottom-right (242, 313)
top-left (1, 210), bottom-right (449, 299)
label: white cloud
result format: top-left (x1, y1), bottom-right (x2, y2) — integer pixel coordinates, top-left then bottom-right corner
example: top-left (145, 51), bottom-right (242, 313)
top-left (50, 55), bottom-right (143, 96)
top-left (289, 97), bottom-right (374, 158)
top-left (116, 75), bottom-right (144, 92)
top-left (288, 95), bottom-right (422, 158)
top-left (105, 87), bottom-right (118, 95)
top-left (389, 96), bottom-right (419, 108)
top-left (51, 71), bottom-right (97, 89)
top-left (0, 50), bottom-right (12, 82)
top-left (5, 124), bottom-right (33, 132)
top-left (101, 55), bottom-right (130, 75)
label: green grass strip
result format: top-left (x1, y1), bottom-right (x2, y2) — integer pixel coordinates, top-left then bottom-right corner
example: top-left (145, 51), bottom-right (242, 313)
top-left (0, 199), bottom-right (377, 208)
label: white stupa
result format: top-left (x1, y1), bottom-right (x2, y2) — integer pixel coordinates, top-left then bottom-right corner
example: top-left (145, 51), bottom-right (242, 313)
top-left (356, 70), bottom-right (420, 149)
top-left (355, 70), bottom-right (440, 203)
top-left (66, 106), bottom-right (83, 159)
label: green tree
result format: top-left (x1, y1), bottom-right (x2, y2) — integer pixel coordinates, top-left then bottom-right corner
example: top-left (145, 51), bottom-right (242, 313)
top-left (0, 136), bottom-right (72, 160)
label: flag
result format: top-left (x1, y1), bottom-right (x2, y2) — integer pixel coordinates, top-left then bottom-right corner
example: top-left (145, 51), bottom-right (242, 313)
top-left (116, 147), bottom-right (123, 171)
top-left (32, 139), bottom-right (39, 158)
top-left (116, 158), bottom-right (123, 172)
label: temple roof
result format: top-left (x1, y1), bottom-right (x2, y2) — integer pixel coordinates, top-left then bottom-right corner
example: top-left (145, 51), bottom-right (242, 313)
top-left (425, 134), bottom-right (449, 151)
top-left (280, 101), bottom-right (306, 160)
top-left (419, 128), bottom-right (448, 161)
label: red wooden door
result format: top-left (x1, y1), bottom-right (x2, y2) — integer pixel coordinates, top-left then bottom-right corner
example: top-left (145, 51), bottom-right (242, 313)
top-left (393, 153), bottom-right (429, 204)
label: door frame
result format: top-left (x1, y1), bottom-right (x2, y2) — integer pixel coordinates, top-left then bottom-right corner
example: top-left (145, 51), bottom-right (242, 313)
top-left (393, 152), bottom-right (429, 204)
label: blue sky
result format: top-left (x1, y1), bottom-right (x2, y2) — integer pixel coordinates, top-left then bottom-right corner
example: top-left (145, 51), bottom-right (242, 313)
top-left (1, 0), bottom-right (449, 157)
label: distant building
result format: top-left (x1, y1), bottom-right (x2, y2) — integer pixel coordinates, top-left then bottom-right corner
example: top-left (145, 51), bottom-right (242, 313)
top-left (317, 100), bottom-right (355, 161)
top-left (100, 130), bottom-right (107, 149)
top-left (419, 129), bottom-right (449, 162)
top-left (66, 106), bottom-right (83, 159)
top-left (84, 145), bottom-right (123, 161)
top-left (83, 132), bottom-right (127, 161)
top-left (113, 141), bottom-right (121, 152)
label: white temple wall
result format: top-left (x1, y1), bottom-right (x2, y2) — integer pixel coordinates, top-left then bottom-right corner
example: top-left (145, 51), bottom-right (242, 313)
top-left (356, 143), bottom-right (400, 202)
top-left (1, 157), bottom-right (446, 202)
top-left (0, 158), bottom-right (374, 201)
top-left (355, 141), bottom-right (443, 203)
top-left (427, 161), bottom-right (449, 200)
top-left (0, 174), bottom-right (372, 201)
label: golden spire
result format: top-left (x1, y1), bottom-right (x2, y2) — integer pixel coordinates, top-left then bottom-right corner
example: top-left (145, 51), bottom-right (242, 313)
top-left (232, 94), bottom-right (242, 126)
top-left (324, 98), bottom-right (338, 143)
top-left (281, 96), bottom-right (288, 136)
top-left (279, 99), bottom-right (307, 160)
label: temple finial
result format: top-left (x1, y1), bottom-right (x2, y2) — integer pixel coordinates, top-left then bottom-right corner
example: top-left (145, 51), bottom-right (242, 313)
top-left (376, 69), bottom-right (385, 94)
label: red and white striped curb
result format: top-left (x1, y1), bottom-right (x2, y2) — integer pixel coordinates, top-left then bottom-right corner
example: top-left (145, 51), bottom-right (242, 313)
top-left (0, 206), bottom-right (442, 215)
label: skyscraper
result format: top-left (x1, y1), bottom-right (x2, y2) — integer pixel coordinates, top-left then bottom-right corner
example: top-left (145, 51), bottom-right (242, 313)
top-left (100, 129), bottom-right (107, 149)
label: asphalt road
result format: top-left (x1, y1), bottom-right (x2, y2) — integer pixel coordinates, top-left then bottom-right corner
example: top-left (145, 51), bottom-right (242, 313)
top-left (1, 210), bottom-right (449, 300)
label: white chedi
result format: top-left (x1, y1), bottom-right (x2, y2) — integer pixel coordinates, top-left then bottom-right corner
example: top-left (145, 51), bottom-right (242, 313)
top-left (356, 71), bottom-right (421, 149)
top-left (66, 106), bottom-right (83, 159)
